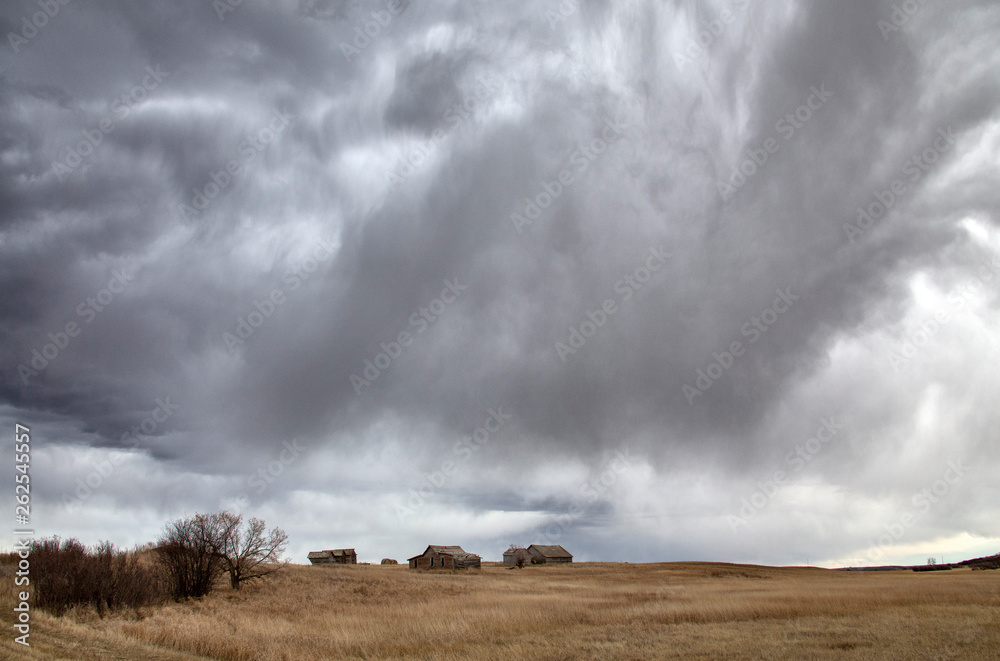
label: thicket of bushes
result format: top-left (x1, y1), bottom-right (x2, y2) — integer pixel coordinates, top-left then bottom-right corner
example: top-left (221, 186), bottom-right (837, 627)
top-left (15, 511), bottom-right (287, 617)
top-left (29, 538), bottom-right (166, 616)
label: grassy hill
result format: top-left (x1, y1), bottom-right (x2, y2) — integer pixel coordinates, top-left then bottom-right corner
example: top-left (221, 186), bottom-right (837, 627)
top-left (2, 561), bottom-right (999, 660)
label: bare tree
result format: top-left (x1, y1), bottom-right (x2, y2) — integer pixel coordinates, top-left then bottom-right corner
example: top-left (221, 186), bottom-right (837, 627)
top-left (155, 511), bottom-right (287, 596)
top-left (212, 511), bottom-right (288, 590)
top-left (156, 512), bottom-right (226, 599)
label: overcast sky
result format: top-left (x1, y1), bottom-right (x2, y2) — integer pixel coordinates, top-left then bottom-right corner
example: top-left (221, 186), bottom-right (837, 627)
top-left (2, 0), bottom-right (999, 567)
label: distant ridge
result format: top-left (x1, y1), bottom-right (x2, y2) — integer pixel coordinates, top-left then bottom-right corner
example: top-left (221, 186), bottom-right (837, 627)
top-left (836, 552), bottom-right (999, 572)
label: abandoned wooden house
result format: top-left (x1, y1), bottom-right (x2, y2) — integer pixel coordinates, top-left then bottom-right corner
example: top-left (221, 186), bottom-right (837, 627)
top-left (307, 548), bottom-right (357, 565)
top-left (502, 546), bottom-right (532, 567)
top-left (407, 545), bottom-right (482, 570)
top-left (526, 544), bottom-right (573, 564)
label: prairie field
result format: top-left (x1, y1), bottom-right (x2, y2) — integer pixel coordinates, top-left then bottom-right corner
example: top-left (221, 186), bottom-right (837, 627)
top-left (2, 561), bottom-right (999, 660)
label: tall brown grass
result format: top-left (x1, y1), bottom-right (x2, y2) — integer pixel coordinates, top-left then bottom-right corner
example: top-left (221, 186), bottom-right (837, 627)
top-left (2, 561), bottom-right (999, 660)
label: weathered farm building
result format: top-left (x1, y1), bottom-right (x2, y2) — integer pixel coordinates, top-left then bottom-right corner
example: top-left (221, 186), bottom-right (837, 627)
top-left (407, 545), bottom-right (481, 570)
top-left (502, 547), bottom-right (532, 567)
top-left (526, 544), bottom-right (573, 564)
top-left (307, 548), bottom-right (357, 565)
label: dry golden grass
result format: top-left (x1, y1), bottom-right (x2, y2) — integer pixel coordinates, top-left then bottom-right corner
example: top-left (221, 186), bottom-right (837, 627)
top-left (2, 561), bottom-right (999, 660)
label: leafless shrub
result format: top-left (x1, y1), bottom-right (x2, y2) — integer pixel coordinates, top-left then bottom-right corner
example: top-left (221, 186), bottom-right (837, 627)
top-left (29, 537), bottom-right (167, 616)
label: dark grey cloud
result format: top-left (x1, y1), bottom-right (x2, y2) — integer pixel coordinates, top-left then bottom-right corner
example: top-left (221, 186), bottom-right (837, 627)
top-left (2, 0), bottom-right (999, 566)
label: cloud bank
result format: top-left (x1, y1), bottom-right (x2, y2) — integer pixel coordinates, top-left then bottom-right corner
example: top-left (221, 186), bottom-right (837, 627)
top-left (2, 0), bottom-right (999, 566)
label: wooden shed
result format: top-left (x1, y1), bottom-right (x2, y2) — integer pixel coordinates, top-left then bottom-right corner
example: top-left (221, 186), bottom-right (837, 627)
top-left (526, 544), bottom-right (573, 564)
top-left (407, 545), bottom-right (481, 570)
top-left (308, 548), bottom-right (357, 565)
top-left (503, 547), bottom-right (532, 567)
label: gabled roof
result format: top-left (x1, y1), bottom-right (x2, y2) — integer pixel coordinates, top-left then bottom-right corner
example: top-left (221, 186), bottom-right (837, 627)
top-left (407, 545), bottom-right (481, 561)
top-left (428, 545), bottom-right (468, 556)
top-left (503, 547), bottom-right (530, 556)
top-left (527, 544), bottom-right (573, 558)
top-left (308, 548), bottom-right (355, 559)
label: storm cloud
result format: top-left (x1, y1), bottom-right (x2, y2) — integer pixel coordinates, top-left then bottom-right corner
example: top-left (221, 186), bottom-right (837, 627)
top-left (2, 0), bottom-right (999, 566)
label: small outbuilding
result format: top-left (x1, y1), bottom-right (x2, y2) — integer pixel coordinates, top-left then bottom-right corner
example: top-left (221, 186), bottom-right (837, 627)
top-left (407, 545), bottom-right (481, 570)
top-left (526, 544), bottom-right (573, 564)
top-left (308, 548), bottom-right (357, 565)
top-left (503, 547), bottom-right (532, 567)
